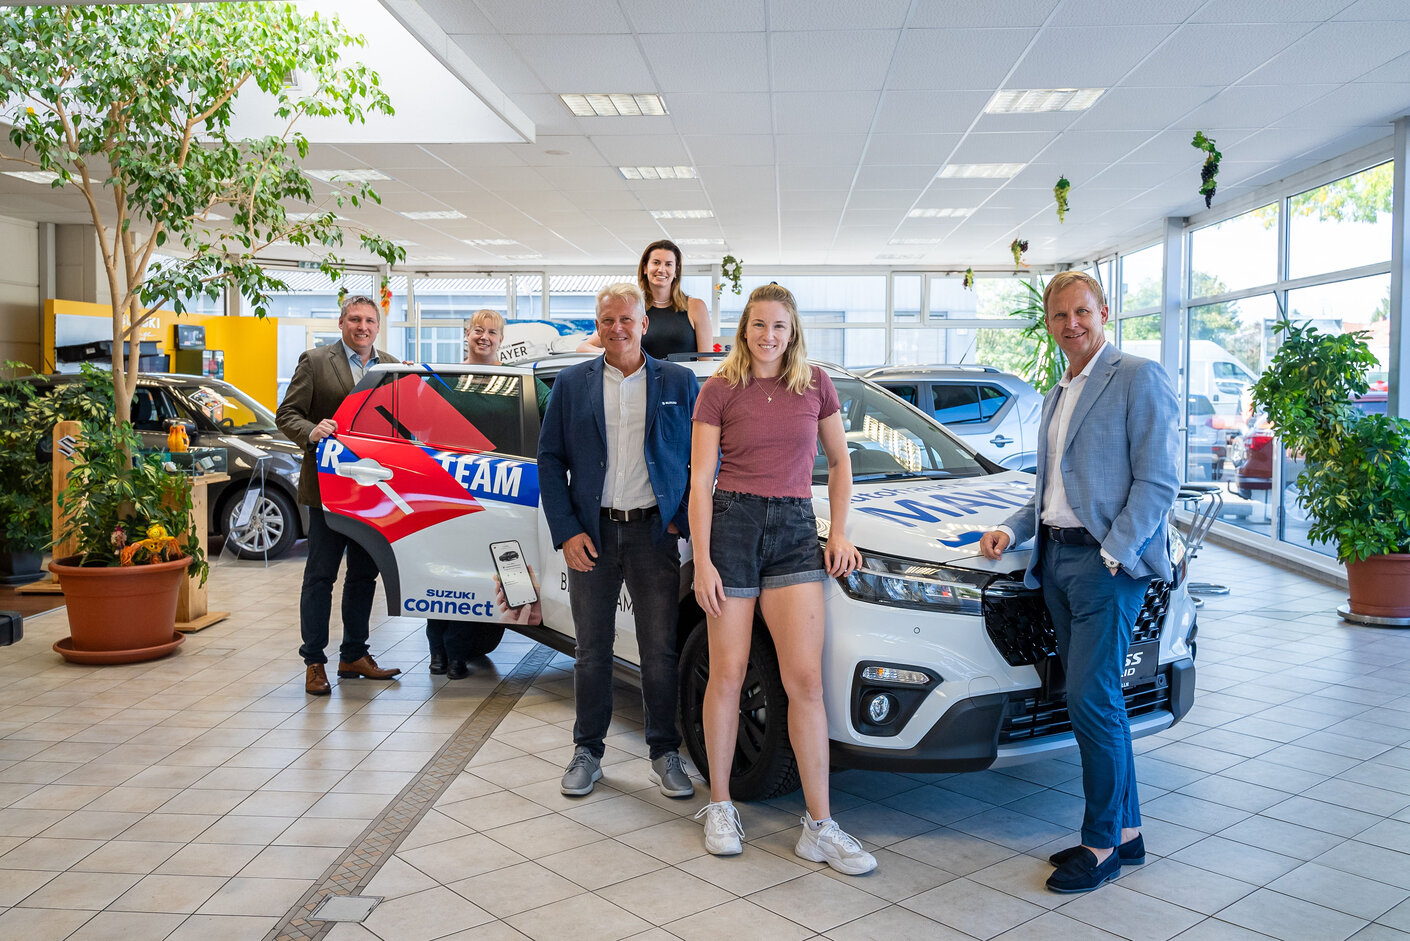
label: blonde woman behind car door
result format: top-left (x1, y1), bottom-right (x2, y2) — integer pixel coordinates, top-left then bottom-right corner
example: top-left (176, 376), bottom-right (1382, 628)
top-left (688, 283), bottom-right (876, 875)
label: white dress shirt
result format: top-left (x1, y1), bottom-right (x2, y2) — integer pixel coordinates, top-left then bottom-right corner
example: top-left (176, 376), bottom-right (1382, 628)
top-left (600, 359), bottom-right (656, 511)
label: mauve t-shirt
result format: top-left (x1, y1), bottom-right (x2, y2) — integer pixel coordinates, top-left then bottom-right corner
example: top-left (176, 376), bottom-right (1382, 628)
top-left (693, 365), bottom-right (840, 498)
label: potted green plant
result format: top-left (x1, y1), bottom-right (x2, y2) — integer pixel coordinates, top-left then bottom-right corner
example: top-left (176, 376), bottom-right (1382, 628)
top-left (1250, 320), bottom-right (1410, 620)
top-left (0, 363), bottom-right (114, 584)
top-left (1006, 276), bottom-right (1065, 393)
top-left (49, 419), bottom-right (208, 664)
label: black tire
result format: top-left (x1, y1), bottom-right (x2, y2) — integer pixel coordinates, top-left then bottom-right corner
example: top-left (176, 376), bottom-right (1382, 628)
top-left (223, 485), bottom-right (298, 560)
top-left (679, 618), bottom-right (800, 800)
top-left (428, 618), bottom-right (506, 658)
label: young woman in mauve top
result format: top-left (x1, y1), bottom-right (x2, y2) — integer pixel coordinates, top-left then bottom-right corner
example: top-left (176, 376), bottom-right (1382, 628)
top-left (688, 283), bottom-right (876, 875)
top-left (579, 239), bottom-right (712, 358)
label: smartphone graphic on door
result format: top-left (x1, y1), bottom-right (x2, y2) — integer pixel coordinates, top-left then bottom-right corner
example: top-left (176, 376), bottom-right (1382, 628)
top-left (491, 540), bottom-right (538, 609)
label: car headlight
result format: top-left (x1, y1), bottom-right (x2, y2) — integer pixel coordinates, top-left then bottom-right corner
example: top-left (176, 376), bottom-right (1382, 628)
top-left (838, 551), bottom-right (988, 615)
top-left (1168, 527), bottom-right (1188, 585)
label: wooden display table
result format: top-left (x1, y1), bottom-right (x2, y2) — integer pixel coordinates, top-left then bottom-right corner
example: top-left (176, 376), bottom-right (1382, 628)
top-left (176, 471), bottom-right (229, 633)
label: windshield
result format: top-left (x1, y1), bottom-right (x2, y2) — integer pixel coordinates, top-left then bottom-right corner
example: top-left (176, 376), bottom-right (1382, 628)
top-left (184, 381), bottom-right (279, 434)
top-left (818, 378), bottom-right (988, 484)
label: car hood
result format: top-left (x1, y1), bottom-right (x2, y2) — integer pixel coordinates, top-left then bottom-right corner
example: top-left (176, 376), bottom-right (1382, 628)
top-left (817, 471), bottom-right (1037, 574)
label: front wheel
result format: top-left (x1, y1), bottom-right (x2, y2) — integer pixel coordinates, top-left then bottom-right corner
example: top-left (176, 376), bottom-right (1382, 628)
top-left (223, 486), bottom-right (298, 560)
top-left (678, 619), bottom-right (800, 800)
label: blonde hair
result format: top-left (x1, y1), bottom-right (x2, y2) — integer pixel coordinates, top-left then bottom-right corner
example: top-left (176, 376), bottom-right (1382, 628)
top-left (716, 283), bottom-right (814, 395)
top-left (467, 308), bottom-right (505, 334)
top-left (596, 281), bottom-right (645, 315)
top-left (637, 240), bottom-right (690, 311)
top-left (1043, 270), bottom-right (1107, 311)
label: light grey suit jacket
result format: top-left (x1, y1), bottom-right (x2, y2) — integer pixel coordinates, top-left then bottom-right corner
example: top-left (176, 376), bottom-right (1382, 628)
top-left (1001, 344), bottom-right (1181, 589)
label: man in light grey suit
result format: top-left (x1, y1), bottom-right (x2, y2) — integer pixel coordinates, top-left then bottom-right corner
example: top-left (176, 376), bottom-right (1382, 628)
top-left (277, 294), bottom-right (402, 695)
top-left (980, 270), bottom-right (1179, 894)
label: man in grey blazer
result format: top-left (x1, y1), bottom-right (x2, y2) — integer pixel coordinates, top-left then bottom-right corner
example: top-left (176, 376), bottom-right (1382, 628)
top-left (980, 270), bottom-right (1179, 894)
top-left (276, 294), bottom-right (402, 695)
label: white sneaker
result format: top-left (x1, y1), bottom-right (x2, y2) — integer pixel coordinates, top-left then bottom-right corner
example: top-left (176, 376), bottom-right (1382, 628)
top-left (694, 800), bottom-right (744, 856)
top-left (795, 812), bottom-right (877, 875)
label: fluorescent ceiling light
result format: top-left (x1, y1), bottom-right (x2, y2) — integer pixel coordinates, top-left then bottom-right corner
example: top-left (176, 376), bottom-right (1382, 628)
top-left (304, 168), bottom-right (392, 183)
top-left (650, 209), bottom-right (713, 220)
top-left (619, 166), bottom-right (697, 180)
top-left (889, 237), bottom-right (943, 245)
top-left (391, 239), bottom-right (419, 247)
top-left (399, 210), bottom-right (467, 220)
top-left (414, 254), bottom-right (455, 262)
top-left (502, 253), bottom-right (543, 260)
top-left (674, 238), bottom-right (726, 246)
top-left (462, 238), bottom-right (519, 246)
top-left (3, 170), bottom-right (60, 185)
top-left (985, 88), bottom-right (1104, 114)
top-left (876, 253), bottom-right (923, 261)
top-left (907, 208), bottom-right (974, 218)
top-left (938, 163), bottom-right (1026, 179)
top-left (285, 212), bottom-right (344, 221)
top-left (560, 93), bottom-right (667, 117)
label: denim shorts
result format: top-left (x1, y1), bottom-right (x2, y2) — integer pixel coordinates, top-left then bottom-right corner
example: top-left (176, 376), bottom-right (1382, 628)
top-left (710, 489), bottom-right (827, 598)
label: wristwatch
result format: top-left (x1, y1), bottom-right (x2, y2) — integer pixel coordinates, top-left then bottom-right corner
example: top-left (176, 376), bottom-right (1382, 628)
top-left (1103, 556), bottom-right (1121, 575)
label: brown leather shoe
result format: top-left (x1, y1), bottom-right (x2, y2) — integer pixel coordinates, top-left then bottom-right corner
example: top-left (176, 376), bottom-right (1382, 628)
top-left (305, 663), bottom-right (331, 695)
top-left (337, 655), bottom-right (401, 680)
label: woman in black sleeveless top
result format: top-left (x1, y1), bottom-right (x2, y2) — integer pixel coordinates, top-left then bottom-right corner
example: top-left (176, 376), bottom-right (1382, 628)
top-left (580, 239), bottom-right (712, 358)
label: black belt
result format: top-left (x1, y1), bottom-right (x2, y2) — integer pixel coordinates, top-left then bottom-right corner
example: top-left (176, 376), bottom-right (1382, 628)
top-left (1043, 524), bottom-right (1100, 546)
top-left (601, 506), bottom-right (659, 523)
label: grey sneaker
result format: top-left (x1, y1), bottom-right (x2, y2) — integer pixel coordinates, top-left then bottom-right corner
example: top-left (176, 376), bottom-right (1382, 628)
top-left (795, 812), bottom-right (877, 875)
top-left (649, 752), bottom-right (695, 798)
top-left (694, 800), bottom-right (743, 856)
top-left (560, 747), bottom-right (602, 796)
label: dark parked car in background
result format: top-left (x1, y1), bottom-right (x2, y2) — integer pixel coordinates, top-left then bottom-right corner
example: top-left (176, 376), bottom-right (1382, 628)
top-left (37, 373), bottom-right (307, 559)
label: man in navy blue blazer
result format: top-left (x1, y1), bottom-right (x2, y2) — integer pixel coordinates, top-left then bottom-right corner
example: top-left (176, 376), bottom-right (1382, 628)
top-left (980, 270), bottom-right (1180, 894)
top-left (539, 282), bottom-right (699, 799)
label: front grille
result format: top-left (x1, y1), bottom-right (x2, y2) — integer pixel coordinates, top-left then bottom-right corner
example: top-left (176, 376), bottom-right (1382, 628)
top-left (982, 577), bottom-right (1173, 667)
top-left (999, 671), bottom-right (1172, 744)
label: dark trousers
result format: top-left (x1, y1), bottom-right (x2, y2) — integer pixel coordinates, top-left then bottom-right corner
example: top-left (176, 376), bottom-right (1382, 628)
top-left (426, 619), bottom-right (471, 661)
top-left (1041, 543), bottom-right (1149, 848)
top-left (567, 517), bottom-right (682, 760)
top-left (299, 504), bottom-right (379, 665)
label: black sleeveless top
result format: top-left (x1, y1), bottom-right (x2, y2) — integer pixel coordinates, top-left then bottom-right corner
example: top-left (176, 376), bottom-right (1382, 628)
top-left (643, 305), bottom-right (697, 359)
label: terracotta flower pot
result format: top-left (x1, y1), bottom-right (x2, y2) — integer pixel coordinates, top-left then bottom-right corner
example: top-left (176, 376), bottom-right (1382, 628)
top-left (1345, 553), bottom-right (1410, 619)
top-left (48, 555), bottom-right (188, 664)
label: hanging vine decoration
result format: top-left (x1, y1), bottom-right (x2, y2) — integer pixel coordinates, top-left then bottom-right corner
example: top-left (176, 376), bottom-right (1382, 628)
top-left (1054, 176), bottom-right (1070, 223)
top-left (337, 285), bottom-right (348, 306)
top-left (1192, 131), bottom-right (1221, 208)
top-left (716, 254), bottom-right (744, 298)
top-left (379, 275), bottom-right (392, 315)
top-left (1009, 238), bottom-right (1029, 268)
top-left (962, 267), bottom-right (974, 290)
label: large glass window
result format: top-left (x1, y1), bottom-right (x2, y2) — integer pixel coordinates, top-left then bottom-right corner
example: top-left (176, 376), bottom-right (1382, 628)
top-left (1119, 245), bottom-right (1162, 314)
top-left (1288, 163), bottom-right (1392, 280)
top-left (1190, 205), bottom-right (1279, 298)
top-left (720, 274), bottom-right (886, 367)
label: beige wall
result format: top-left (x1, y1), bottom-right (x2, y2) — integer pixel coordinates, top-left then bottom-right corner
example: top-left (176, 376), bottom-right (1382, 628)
top-left (0, 214), bottom-right (39, 370)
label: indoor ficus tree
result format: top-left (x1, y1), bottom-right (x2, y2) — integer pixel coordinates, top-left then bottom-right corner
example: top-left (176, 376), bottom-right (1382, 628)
top-left (0, 3), bottom-right (405, 426)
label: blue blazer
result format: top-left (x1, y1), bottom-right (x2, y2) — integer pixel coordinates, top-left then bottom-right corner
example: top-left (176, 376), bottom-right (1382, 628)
top-left (538, 353), bottom-right (698, 549)
top-left (1001, 344), bottom-right (1180, 588)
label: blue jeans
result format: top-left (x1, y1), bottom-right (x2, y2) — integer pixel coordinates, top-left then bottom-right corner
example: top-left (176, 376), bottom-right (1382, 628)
top-left (299, 504), bottom-right (379, 665)
top-left (1041, 542), bottom-right (1149, 848)
top-left (567, 516), bottom-right (682, 760)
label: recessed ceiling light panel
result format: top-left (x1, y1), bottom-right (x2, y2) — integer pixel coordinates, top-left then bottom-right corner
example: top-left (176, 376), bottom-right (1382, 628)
top-left (889, 237), bottom-right (943, 245)
top-left (620, 166), bottom-right (698, 180)
top-left (650, 209), bottom-right (713, 220)
top-left (937, 163), bottom-right (1026, 179)
top-left (304, 168), bottom-right (392, 183)
top-left (906, 208), bottom-right (974, 218)
top-left (985, 88), bottom-right (1104, 114)
top-left (876, 253), bottom-right (924, 261)
top-left (3, 170), bottom-right (61, 185)
top-left (560, 93), bottom-right (667, 117)
top-left (462, 238), bottom-right (519, 246)
top-left (398, 210), bottom-right (467, 220)
top-left (674, 238), bottom-right (726, 246)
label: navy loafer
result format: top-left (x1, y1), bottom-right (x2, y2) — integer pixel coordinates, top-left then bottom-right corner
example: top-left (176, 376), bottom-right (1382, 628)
top-left (1049, 832), bottom-right (1145, 868)
top-left (1046, 847), bottom-right (1121, 893)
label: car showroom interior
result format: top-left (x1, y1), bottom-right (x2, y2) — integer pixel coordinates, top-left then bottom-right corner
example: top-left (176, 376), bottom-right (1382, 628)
top-left (1, 1), bottom-right (1410, 939)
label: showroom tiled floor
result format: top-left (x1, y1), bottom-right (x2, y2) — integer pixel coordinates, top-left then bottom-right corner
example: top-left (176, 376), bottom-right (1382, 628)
top-left (1, 541), bottom-right (1409, 941)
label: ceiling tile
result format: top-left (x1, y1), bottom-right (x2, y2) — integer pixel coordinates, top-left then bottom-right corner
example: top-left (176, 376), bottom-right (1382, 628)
top-left (589, 135), bottom-right (691, 164)
top-left (773, 90), bottom-right (881, 134)
top-left (1122, 22), bottom-right (1317, 87)
top-left (778, 166), bottom-right (858, 190)
top-left (1006, 25), bottom-right (1178, 86)
top-left (1049, 0), bottom-right (1205, 24)
top-left (474, 0), bottom-right (631, 34)
top-left (908, 1), bottom-right (1060, 28)
top-left (667, 93), bottom-right (774, 135)
top-left (949, 131), bottom-right (1055, 164)
top-left (640, 31), bottom-right (769, 93)
top-left (505, 34), bottom-right (654, 89)
top-left (1246, 20), bottom-right (1410, 85)
top-left (1074, 85), bottom-right (1219, 132)
top-left (862, 133), bottom-right (962, 166)
top-left (621, 0), bottom-right (767, 32)
top-left (775, 133), bottom-right (868, 166)
top-left (769, 30), bottom-right (899, 92)
top-left (889, 29), bottom-right (1039, 90)
top-left (873, 90), bottom-right (992, 133)
top-left (1197, 0), bottom-right (1359, 21)
top-left (449, 34), bottom-right (547, 94)
top-left (768, 0), bottom-right (912, 30)
top-left (852, 165), bottom-right (938, 190)
top-left (683, 134), bottom-right (775, 165)
top-left (1277, 83), bottom-right (1410, 129)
